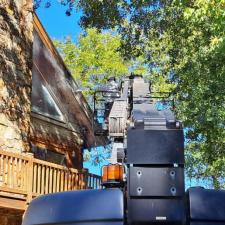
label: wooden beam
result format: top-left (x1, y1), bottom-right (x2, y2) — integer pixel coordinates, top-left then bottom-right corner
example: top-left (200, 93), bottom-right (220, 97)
top-left (0, 197), bottom-right (26, 211)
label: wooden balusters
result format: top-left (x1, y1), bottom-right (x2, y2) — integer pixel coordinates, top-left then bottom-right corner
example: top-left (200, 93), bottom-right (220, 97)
top-left (0, 150), bottom-right (101, 204)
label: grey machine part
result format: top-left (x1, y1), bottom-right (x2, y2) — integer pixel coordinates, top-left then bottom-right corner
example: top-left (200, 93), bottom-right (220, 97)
top-left (129, 167), bottom-right (184, 197)
top-left (127, 76), bottom-right (185, 225)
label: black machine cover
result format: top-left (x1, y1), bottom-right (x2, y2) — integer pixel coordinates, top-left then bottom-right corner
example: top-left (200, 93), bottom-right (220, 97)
top-left (129, 167), bottom-right (184, 197)
top-left (187, 187), bottom-right (225, 222)
top-left (128, 198), bottom-right (185, 224)
top-left (190, 223), bottom-right (225, 225)
top-left (127, 128), bottom-right (184, 164)
top-left (22, 189), bottom-right (124, 225)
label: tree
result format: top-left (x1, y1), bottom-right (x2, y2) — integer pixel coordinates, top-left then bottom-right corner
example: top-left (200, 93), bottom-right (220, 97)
top-left (54, 28), bottom-right (129, 94)
top-left (167, 1), bottom-right (225, 189)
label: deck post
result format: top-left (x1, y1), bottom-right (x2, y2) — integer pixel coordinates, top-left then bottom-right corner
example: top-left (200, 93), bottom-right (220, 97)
top-left (26, 153), bottom-right (34, 204)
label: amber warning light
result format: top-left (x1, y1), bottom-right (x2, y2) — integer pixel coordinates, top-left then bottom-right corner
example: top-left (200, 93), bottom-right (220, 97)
top-left (102, 164), bottom-right (124, 188)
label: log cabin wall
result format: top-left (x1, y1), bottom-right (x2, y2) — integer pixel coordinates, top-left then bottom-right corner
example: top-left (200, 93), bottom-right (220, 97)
top-left (31, 17), bottom-right (82, 169)
top-left (31, 14), bottom-right (106, 169)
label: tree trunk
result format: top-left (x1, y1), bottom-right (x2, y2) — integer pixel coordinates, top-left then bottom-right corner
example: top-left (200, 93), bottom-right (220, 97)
top-left (212, 175), bottom-right (220, 189)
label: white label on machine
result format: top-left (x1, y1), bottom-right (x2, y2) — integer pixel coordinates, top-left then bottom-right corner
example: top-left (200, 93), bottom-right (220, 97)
top-left (156, 216), bottom-right (167, 220)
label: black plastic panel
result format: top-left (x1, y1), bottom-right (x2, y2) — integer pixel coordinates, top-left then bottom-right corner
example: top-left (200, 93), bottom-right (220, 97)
top-left (22, 189), bottom-right (124, 225)
top-left (129, 167), bottom-right (184, 197)
top-left (187, 188), bottom-right (225, 222)
top-left (127, 129), bottom-right (184, 164)
top-left (191, 222), bottom-right (225, 225)
top-left (190, 223), bottom-right (225, 225)
top-left (32, 222), bottom-right (123, 225)
top-left (128, 198), bottom-right (185, 224)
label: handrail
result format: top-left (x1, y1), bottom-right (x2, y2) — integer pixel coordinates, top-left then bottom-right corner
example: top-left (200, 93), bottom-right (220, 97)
top-left (0, 150), bottom-right (101, 204)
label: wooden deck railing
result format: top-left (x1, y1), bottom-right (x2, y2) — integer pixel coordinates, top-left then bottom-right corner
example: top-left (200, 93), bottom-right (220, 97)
top-left (0, 150), bottom-right (101, 203)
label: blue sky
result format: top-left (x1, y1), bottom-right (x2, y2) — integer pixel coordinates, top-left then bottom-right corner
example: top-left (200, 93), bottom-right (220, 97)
top-left (36, 1), bottom-right (82, 42)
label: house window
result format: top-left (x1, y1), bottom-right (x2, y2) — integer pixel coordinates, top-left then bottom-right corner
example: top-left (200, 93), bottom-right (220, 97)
top-left (31, 65), bottom-right (65, 122)
top-left (32, 145), bottom-right (66, 165)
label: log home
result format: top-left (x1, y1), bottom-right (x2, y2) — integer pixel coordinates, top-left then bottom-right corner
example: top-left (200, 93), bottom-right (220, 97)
top-left (31, 14), bottom-right (106, 168)
top-left (0, 10), bottom-right (106, 225)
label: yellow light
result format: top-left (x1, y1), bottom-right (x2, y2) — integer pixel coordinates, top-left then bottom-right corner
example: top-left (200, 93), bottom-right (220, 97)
top-left (102, 164), bottom-right (124, 183)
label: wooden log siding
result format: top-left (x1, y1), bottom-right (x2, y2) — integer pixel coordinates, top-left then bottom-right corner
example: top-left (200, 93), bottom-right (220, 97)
top-left (0, 150), bottom-right (101, 203)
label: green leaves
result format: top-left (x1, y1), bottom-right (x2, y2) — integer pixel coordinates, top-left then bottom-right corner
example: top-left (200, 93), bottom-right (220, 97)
top-left (54, 28), bottom-right (129, 94)
top-left (165, 1), bottom-right (225, 188)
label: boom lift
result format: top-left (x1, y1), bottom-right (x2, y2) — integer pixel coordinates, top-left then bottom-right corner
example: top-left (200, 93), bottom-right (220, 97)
top-left (22, 75), bottom-right (225, 225)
